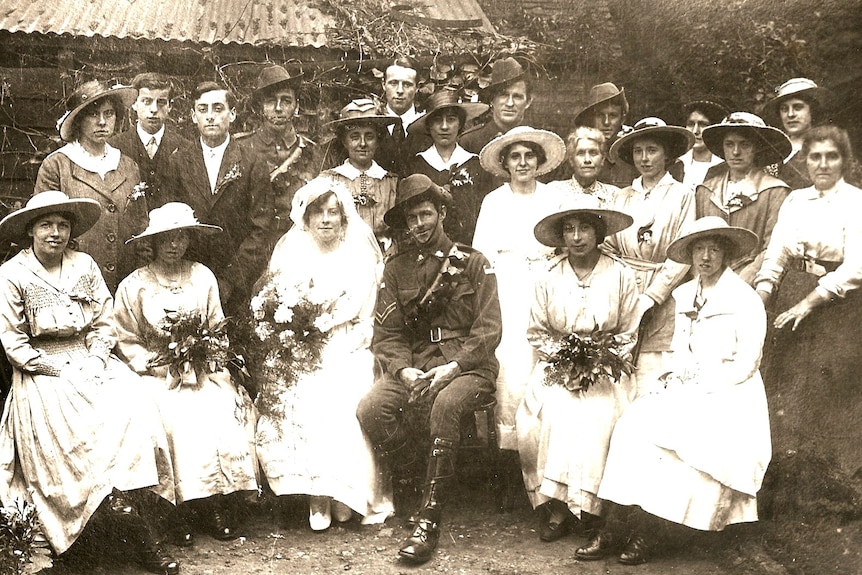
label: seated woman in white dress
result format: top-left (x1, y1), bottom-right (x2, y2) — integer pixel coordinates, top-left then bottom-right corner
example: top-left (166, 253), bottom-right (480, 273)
top-left (114, 203), bottom-right (259, 547)
top-left (0, 192), bottom-right (178, 574)
top-left (254, 176), bottom-right (392, 531)
top-left (515, 207), bottom-right (638, 543)
top-left (578, 217), bottom-right (771, 566)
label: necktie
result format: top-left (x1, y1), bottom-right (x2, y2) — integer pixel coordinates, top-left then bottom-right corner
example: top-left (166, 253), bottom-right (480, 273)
top-left (392, 119), bottom-right (405, 147)
top-left (146, 136), bottom-right (158, 159)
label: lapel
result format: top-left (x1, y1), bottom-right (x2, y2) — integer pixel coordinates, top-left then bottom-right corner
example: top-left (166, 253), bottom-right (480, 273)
top-left (181, 139), bottom-right (216, 210)
top-left (68, 159), bottom-right (129, 203)
top-left (212, 140), bottom-right (244, 201)
top-left (156, 128), bottom-right (189, 161)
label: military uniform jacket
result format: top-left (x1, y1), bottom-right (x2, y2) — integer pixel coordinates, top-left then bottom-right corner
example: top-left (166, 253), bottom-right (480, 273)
top-left (166, 137), bottom-right (271, 309)
top-left (372, 234), bottom-right (502, 385)
top-left (110, 125), bottom-right (192, 208)
top-left (240, 129), bottom-right (319, 239)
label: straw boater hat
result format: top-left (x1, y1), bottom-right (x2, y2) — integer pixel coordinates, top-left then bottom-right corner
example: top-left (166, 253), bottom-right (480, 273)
top-left (408, 88), bottom-right (489, 135)
top-left (383, 174), bottom-right (452, 230)
top-left (666, 216), bottom-right (759, 264)
top-left (252, 64), bottom-right (304, 98)
top-left (573, 82), bottom-right (630, 128)
top-left (0, 191), bottom-right (101, 243)
top-left (125, 203), bottom-right (221, 244)
top-left (609, 117), bottom-right (695, 165)
top-left (682, 99), bottom-right (731, 125)
top-left (701, 112), bottom-right (792, 167)
top-left (480, 57), bottom-right (526, 99)
top-left (760, 77), bottom-right (829, 125)
top-left (533, 207), bottom-right (633, 248)
top-left (56, 80), bottom-right (137, 143)
top-left (326, 98), bottom-right (398, 133)
top-left (478, 126), bottom-right (566, 179)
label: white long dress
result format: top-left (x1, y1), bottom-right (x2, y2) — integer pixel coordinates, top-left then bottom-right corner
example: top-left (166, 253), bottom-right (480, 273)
top-left (516, 253), bottom-right (639, 517)
top-left (255, 187), bottom-right (392, 524)
top-left (114, 262), bottom-right (259, 504)
top-left (472, 181), bottom-right (567, 450)
top-left (0, 249), bottom-right (175, 554)
top-left (598, 268), bottom-right (772, 530)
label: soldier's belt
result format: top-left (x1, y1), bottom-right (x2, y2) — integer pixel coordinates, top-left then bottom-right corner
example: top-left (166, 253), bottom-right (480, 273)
top-left (429, 327), bottom-right (470, 343)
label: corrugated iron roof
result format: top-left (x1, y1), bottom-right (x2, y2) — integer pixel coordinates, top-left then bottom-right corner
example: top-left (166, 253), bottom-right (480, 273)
top-left (0, 0), bottom-right (333, 47)
top-left (0, 0), bottom-right (494, 47)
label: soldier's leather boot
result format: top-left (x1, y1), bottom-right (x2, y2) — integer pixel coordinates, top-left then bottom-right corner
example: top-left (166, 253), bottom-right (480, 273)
top-left (398, 437), bottom-right (455, 564)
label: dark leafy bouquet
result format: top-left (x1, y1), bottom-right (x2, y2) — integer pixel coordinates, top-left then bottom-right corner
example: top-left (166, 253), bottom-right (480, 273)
top-left (0, 498), bottom-right (53, 574)
top-left (540, 328), bottom-right (635, 392)
top-left (403, 245), bottom-right (470, 333)
top-left (249, 273), bottom-right (338, 422)
top-left (147, 311), bottom-right (236, 389)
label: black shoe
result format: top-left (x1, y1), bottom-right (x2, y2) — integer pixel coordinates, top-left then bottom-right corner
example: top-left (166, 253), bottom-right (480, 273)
top-left (170, 529), bottom-right (194, 548)
top-left (107, 491), bottom-right (138, 517)
top-left (211, 510), bottom-right (237, 541)
top-left (141, 544), bottom-right (180, 575)
top-left (398, 508), bottom-right (440, 564)
top-left (539, 514), bottom-right (573, 542)
top-left (575, 531), bottom-right (618, 561)
top-left (618, 535), bottom-right (650, 565)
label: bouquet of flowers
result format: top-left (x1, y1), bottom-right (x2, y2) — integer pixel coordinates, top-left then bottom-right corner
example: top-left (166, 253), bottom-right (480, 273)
top-left (147, 311), bottom-right (235, 388)
top-left (540, 327), bottom-right (634, 392)
top-left (249, 273), bottom-right (338, 422)
top-left (0, 498), bottom-right (52, 574)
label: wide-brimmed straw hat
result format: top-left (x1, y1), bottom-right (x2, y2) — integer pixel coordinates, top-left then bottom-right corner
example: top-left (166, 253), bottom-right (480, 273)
top-left (384, 174), bottom-right (453, 230)
top-left (126, 202), bottom-right (221, 244)
top-left (325, 98), bottom-right (398, 132)
top-left (252, 64), bottom-right (304, 98)
top-left (701, 112), bottom-right (792, 167)
top-left (682, 99), bottom-right (731, 125)
top-left (0, 191), bottom-right (101, 242)
top-left (408, 88), bottom-right (489, 136)
top-left (760, 78), bottom-right (829, 125)
top-left (480, 57), bottom-right (526, 99)
top-left (533, 207), bottom-right (633, 248)
top-left (56, 80), bottom-right (137, 142)
top-left (609, 117), bottom-right (695, 165)
top-left (574, 82), bottom-right (630, 128)
top-left (478, 126), bottom-right (566, 179)
top-left (666, 216), bottom-right (759, 264)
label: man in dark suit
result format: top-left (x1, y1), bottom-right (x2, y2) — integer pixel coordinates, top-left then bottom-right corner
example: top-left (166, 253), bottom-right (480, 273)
top-left (167, 81), bottom-right (271, 314)
top-left (459, 57), bottom-right (534, 200)
top-left (110, 72), bottom-right (191, 208)
top-left (375, 56), bottom-right (431, 176)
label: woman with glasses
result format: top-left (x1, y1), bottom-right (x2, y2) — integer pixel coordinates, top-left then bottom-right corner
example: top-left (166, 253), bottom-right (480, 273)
top-left (35, 80), bottom-right (148, 292)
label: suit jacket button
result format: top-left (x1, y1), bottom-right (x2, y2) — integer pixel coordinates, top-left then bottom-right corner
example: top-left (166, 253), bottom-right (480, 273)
top-left (106, 203), bottom-right (117, 213)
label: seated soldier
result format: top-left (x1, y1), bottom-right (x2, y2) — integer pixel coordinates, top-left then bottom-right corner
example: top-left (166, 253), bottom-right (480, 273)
top-left (356, 174), bottom-right (502, 564)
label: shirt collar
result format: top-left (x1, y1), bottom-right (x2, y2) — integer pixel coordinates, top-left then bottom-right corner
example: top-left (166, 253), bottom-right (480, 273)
top-left (331, 159), bottom-right (387, 180)
top-left (632, 171), bottom-right (677, 194)
top-left (387, 104), bottom-right (421, 126)
top-left (416, 231), bottom-right (454, 259)
top-left (136, 123), bottom-right (165, 147)
top-left (60, 141), bottom-right (121, 178)
top-left (418, 145), bottom-right (476, 171)
top-left (201, 135), bottom-right (230, 158)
